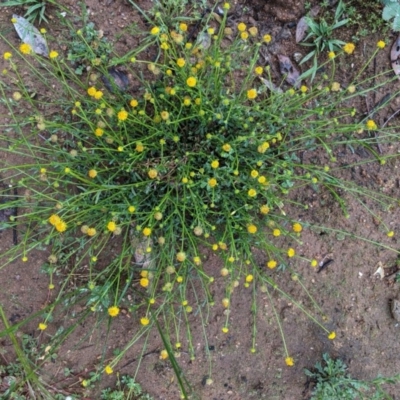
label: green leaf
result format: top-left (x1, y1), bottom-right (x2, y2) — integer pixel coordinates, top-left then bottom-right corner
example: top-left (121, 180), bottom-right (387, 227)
top-left (382, 3), bottom-right (399, 21)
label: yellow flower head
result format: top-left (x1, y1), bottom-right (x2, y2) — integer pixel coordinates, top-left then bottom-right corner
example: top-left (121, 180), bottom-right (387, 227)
top-left (140, 316), bottom-right (150, 326)
top-left (49, 214), bottom-right (61, 226)
top-left (248, 188), bottom-right (257, 197)
top-left (249, 26), bottom-right (258, 37)
top-left (117, 109), bottom-right (128, 121)
top-left (87, 227), bottom-right (96, 236)
top-left (343, 42), bottom-right (355, 55)
top-left (140, 277), bottom-right (149, 287)
top-left (160, 349), bottom-right (169, 360)
top-left (240, 31), bottom-right (249, 40)
top-left (300, 85), bottom-right (308, 93)
top-left (377, 40), bottom-right (385, 49)
top-left (247, 89), bottom-right (257, 100)
top-left (328, 51), bottom-right (335, 59)
top-left (287, 248), bottom-right (295, 258)
top-left (150, 26), bottom-right (160, 35)
top-left (208, 178), bottom-right (217, 188)
top-left (176, 251), bottom-right (186, 262)
top-left (366, 119), bottom-right (377, 130)
top-left (104, 365), bottom-right (113, 374)
top-left (88, 169), bottom-right (97, 178)
top-left (237, 22), bottom-right (247, 32)
top-left (285, 357), bottom-right (294, 366)
top-left (250, 170), bottom-right (259, 178)
top-left (263, 34), bottom-right (272, 43)
top-left (55, 221), bottom-right (67, 232)
top-left (148, 169), bottom-right (158, 179)
top-left (177, 58), bottom-right (186, 67)
top-left (211, 160), bottom-right (219, 169)
top-left (247, 224), bottom-right (257, 234)
top-left (94, 90), bottom-right (103, 100)
top-left (107, 221), bottom-right (117, 232)
top-left (273, 229), bottom-right (281, 237)
top-left (254, 66), bottom-right (263, 75)
top-left (292, 223), bottom-right (302, 233)
top-left (38, 322), bottom-right (47, 331)
top-left (143, 227), bottom-right (152, 236)
top-left (328, 331), bottom-right (336, 340)
top-left (387, 230), bottom-right (395, 237)
top-left (260, 205), bottom-right (270, 215)
top-left (222, 143), bottom-right (231, 152)
top-left (49, 50), bottom-right (59, 59)
top-left (186, 76), bottom-right (197, 87)
top-left (19, 43), bottom-right (32, 55)
top-left (3, 52), bottom-right (12, 60)
top-left (108, 306), bottom-right (120, 317)
top-left (179, 22), bottom-right (188, 32)
top-left (267, 260), bottom-right (277, 269)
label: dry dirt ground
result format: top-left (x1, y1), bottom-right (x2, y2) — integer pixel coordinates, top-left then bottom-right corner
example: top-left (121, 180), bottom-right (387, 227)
top-left (1, 0), bottom-right (400, 399)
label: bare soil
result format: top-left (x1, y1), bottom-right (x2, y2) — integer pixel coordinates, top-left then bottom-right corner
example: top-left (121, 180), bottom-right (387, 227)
top-left (1, 1), bottom-right (400, 399)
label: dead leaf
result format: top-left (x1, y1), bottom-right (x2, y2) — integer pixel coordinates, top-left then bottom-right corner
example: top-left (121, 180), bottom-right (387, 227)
top-left (12, 14), bottom-right (48, 57)
top-left (278, 55), bottom-right (301, 88)
top-left (391, 35), bottom-right (400, 78)
top-left (373, 261), bottom-right (385, 279)
top-left (296, 6), bottom-right (320, 43)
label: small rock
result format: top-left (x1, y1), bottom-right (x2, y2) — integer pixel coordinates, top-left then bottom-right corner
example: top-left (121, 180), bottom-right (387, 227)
top-left (391, 299), bottom-right (400, 322)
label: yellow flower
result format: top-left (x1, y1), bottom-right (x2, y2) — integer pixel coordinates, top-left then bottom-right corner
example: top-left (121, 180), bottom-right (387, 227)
top-left (87, 86), bottom-right (97, 96)
top-left (183, 96), bottom-right (191, 106)
top-left (366, 119), bottom-right (377, 130)
top-left (19, 43), bottom-right (32, 55)
top-left (222, 326), bottom-right (229, 333)
top-left (128, 206), bottom-right (136, 213)
top-left (179, 22), bottom-right (188, 31)
top-left (285, 357), bottom-right (294, 366)
top-left (117, 109), bottom-right (128, 121)
top-left (250, 170), bottom-right (259, 178)
top-left (377, 40), bottom-right (385, 49)
top-left (272, 229), bottom-right (281, 237)
top-left (328, 51), bottom-right (335, 59)
top-left (260, 205), bottom-right (270, 214)
top-left (81, 380), bottom-right (89, 387)
top-left (328, 331), bottom-right (336, 340)
top-left (186, 76), bottom-right (197, 87)
top-left (311, 259), bottom-right (318, 267)
top-left (263, 34), bottom-right (272, 43)
top-left (223, 2), bottom-right (230, 10)
top-left (55, 221), bottom-right (67, 232)
top-left (38, 322), bottom-right (47, 330)
top-left (254, 66), bottom-right (263, 75)
top-left (22, 256), bottom-right (28, 262)
top-left (49, 50), bottom-right (58, 59)
top-left (148, 169), bottom-right (158, 179)
top-left (240, 31), bottom-right (249, 40)
top-left (160, 350), bottom-right (169, 360)
top-left (222, 298), bottom-right (230, 308)
top-left (136, 143), bottom-right (144, 152)
top-left (237, 22), bottom-right (247, 32)
top-left (222, 143), bottom-right (231, 152)
top-left (151, 26), bottom-right (160, 35)
top-left (87, 227), bottom-right (96, 236)
top-left (245, 274), bottom-right (253, 283)
top-left (293, 223), bottom-right (302, 233)
top-left (343, 42), bottom-right (355, 55)
top-left (95, 128), bottom-right (104, 137)
top-left (249, 26), bottom-right (258, 37)
top-left (88, 169), bottom-right (97, 178)
top-left (107, 221), bottom-right (117, 232)
top-left (347, 85), bottom-right (356, 93)
top-left (140, 317), bottom-right (150, 325)
top-left (40, 28), bottom-right (47, 34)
top-left (387, 230), bottom-right (395, 237)
top-left (258, 176), bottom-right (267, 184)
top-left (177, 58), bottom-right (186, 67)
top-left (176, 251), bottom-right (186, 262)
top-left (211, 160), bottom-right (219, 168)
top-left (248, 188), bottom-right (257, 197)
top-left (140, 277), bottom-right (149, 287)
top-left (143, 227), bottom-right (152, 236)
top-left (94, 90), bottom-right (103, 100)
top-left (108, 306), bottom-right (120, 317)
top-left (3, 52), bottom-right (12, 60)
top-left (208, 178), bottom-right (217, 188)
top-left (287, 248), bottom-right (295, 258)
top-left (247, 89), bottom-right (257, 100)
top-left (130, 99), bottom-right (138, 108)
top-left (104, 365), bottom-right (113, 374)
top-left (160, 42), bottom-right (169, 50)
top-left (247, 224), bottom-right (257, 234)
top-left (267, 260), bottom-right (277, 269)
top-left (300, 85), bottom-right (308, 93)
top-left (331, 82), bottom-right (340, 92)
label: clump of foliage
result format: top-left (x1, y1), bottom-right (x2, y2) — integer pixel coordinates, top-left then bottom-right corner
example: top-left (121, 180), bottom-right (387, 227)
top-left (0, 1), bottom-right (399, 398)
top-left (305, 353), bottom-right (400, 400)
top-left (381, 0), bottom-right (400, 31)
